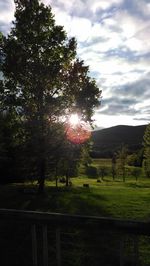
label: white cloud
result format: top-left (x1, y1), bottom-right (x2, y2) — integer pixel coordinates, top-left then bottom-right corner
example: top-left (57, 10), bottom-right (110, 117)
top-left (0, 10), bottom-right (13, 23)
top-left (67, 17), bottom-right (92, 42)
top-left (115, 11), bottom-right (144, 38)
top-left (0, 0), bottom-right (15, 34)
top-left (92, 113), bottom-right (147, 128)
top-left (0, 0), bottom-right (150, 128)
top-left (136, 0), bottom-right (150, 17)
top-left (91, 0), bottom-right (123, 12)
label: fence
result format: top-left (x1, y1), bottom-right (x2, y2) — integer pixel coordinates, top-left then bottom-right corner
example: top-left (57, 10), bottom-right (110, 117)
top-left (0, 208), bottom-right (150, 266)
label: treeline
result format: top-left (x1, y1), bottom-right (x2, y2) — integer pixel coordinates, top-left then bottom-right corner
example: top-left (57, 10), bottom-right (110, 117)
top-left (88, 130), bottom-right (150, 181)
top-left (86, 164), bottom-right (143, 182)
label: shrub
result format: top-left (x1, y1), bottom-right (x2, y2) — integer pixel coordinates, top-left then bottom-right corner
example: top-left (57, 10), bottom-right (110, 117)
top-left (85, 166), bottom-right (98, 178)
top-left (143, 160), bottom-right (150, 178)
top-left (126, 166), bottom-right (142, 180)
top-left (98, 166), bottom-right (108, 180)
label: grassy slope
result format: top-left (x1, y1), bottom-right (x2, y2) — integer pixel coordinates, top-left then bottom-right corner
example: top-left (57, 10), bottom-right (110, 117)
top-left (0, 177), bottom-right (150, 221)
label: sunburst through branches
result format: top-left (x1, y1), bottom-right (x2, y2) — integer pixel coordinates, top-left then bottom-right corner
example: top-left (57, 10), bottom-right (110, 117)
top-left (66, 114), bottom-right (91, 144)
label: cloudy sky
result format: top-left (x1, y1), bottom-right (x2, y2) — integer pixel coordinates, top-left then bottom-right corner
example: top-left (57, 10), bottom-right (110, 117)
top-left (0, 0), bottom-right (150, 128)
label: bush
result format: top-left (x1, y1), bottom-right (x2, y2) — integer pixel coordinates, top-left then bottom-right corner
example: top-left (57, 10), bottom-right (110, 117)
top-left (143, 160), bottom-right (150, 178)
top-left (98, 166), bottom-right (108, 180)
top-left (127, 152), bottom-right (143, 167)
top-left (85, 166), bottom-right (98, 178)
top-left (126, 166), bottom-right (142, 180)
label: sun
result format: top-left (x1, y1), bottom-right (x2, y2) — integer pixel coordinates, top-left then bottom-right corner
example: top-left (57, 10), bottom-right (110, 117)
top-left (66, 114), bottom-right (92, 144)
top-left (68, 114), bottom-right (80, 126)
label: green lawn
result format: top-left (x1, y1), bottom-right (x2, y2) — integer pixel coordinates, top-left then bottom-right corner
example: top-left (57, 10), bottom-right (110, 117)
top-left (92, 158), bottom-right (112, 166)
top-left (0, 176), bottom-right (150, 221)
top-left (1, 177), bottom-right (150, 266)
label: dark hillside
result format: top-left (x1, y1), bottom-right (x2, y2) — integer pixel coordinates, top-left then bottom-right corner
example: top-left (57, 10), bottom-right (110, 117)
top-left (91, 125), bottom-right (147, 158)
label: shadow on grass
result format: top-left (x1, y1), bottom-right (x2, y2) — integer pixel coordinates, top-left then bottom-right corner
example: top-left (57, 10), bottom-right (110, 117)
top-left (22, 185), bottom-right (110, 217)
top-left (0, 183), bottom-right (150, 265)
top-left (125, 182), bottom-right (150, 189)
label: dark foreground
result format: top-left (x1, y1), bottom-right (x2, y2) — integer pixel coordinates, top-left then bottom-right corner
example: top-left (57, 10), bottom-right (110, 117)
top-left (0, 209), bottom-right (150, 266)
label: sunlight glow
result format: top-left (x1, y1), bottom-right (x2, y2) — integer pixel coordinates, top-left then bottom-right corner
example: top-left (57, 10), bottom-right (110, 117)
top-left (66, 114), bottom-right (92, 144)
top-left (68, 114), bottom-right (80, 126)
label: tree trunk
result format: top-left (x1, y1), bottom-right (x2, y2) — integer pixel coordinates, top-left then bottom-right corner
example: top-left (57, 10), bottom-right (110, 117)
top-left (56, 177), bottom-right (58, 188)
top-left (55, 165), bottom-right (58, 188)
top-left (123, 167), bottom-right (125, 182)
top-left (66, 171), bottom-right (69, 187)
top-left (38, 159), bottom-right (46, 194)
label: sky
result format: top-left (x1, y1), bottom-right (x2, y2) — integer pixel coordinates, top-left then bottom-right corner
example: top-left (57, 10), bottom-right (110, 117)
top-left (0, 0), bottom-right (150, 129)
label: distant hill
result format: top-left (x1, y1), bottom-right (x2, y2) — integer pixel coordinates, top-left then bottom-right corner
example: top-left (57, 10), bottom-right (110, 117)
top-left (91, 125), bottom-right (147, 158)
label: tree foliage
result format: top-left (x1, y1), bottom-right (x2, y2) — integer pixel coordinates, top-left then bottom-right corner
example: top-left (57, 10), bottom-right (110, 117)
top-left (127, 149), bottom-right (143, 167)
top-left (0, 0), bottom-right (100, 189)
top-left (111, 152), bottom-right (117, 180)
top-left (117, 145), bottom-right (128, 182)
top-left (143, 124), bottom-right (150, 177)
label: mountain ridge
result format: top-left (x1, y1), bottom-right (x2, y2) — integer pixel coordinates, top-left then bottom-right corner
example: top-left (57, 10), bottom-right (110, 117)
top-left (91, 124), bottom-right (147, 158)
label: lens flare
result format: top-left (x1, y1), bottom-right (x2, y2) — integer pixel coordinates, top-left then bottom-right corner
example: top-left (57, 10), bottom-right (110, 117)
top-left (66, 115), bottom-right (91, 144)
top-left (69, 114), bottom-right (79, 126)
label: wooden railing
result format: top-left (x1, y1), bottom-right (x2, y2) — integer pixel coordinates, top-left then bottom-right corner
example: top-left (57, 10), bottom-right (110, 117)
top-left (0, 208), bottom-right (150, 266)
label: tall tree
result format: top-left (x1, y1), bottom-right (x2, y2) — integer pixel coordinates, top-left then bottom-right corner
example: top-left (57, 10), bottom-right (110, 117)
top-left (117, 145), bottom-right (128, 182)
top-left (111, 152), bottom-right (117, 181)
top-left (143, 124), bottom-right (150, 177)
top-left (1, 0), bottom-right (100, 191)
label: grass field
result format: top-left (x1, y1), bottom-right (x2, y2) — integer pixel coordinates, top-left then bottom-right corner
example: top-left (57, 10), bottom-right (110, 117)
top-left (1, 169), bottom-right (150, 266)
top-left (0, 175), bottom-right (150, 221)
top-left (92, 158), bottom-right (112, 166)
top-left (0, 158), bottom-right (149, 266)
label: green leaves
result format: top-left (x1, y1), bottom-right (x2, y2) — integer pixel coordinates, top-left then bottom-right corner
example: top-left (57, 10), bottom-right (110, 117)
top-left (1, 0), bottom-right (100, 186)
top-left (143, 124), bottom-right (150, 177)
top-left (143, 124), bottom-right (150, 158)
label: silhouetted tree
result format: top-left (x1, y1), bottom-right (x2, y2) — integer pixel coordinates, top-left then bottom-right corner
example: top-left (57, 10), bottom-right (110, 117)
top-left (1, 0), bottom-right (100, 191)
top-left (143, 124), bottom-right (150, 177)
top-left (111, 152), bottom-right (117, 181)
top-left (132, 167), bottom-right (142, 182)
top-left (98, 166), bottom-right (107, 181)
top-left (127, 149), bottom-right (143, 167)
top-left (117, 145), bottom-right (128, 182)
